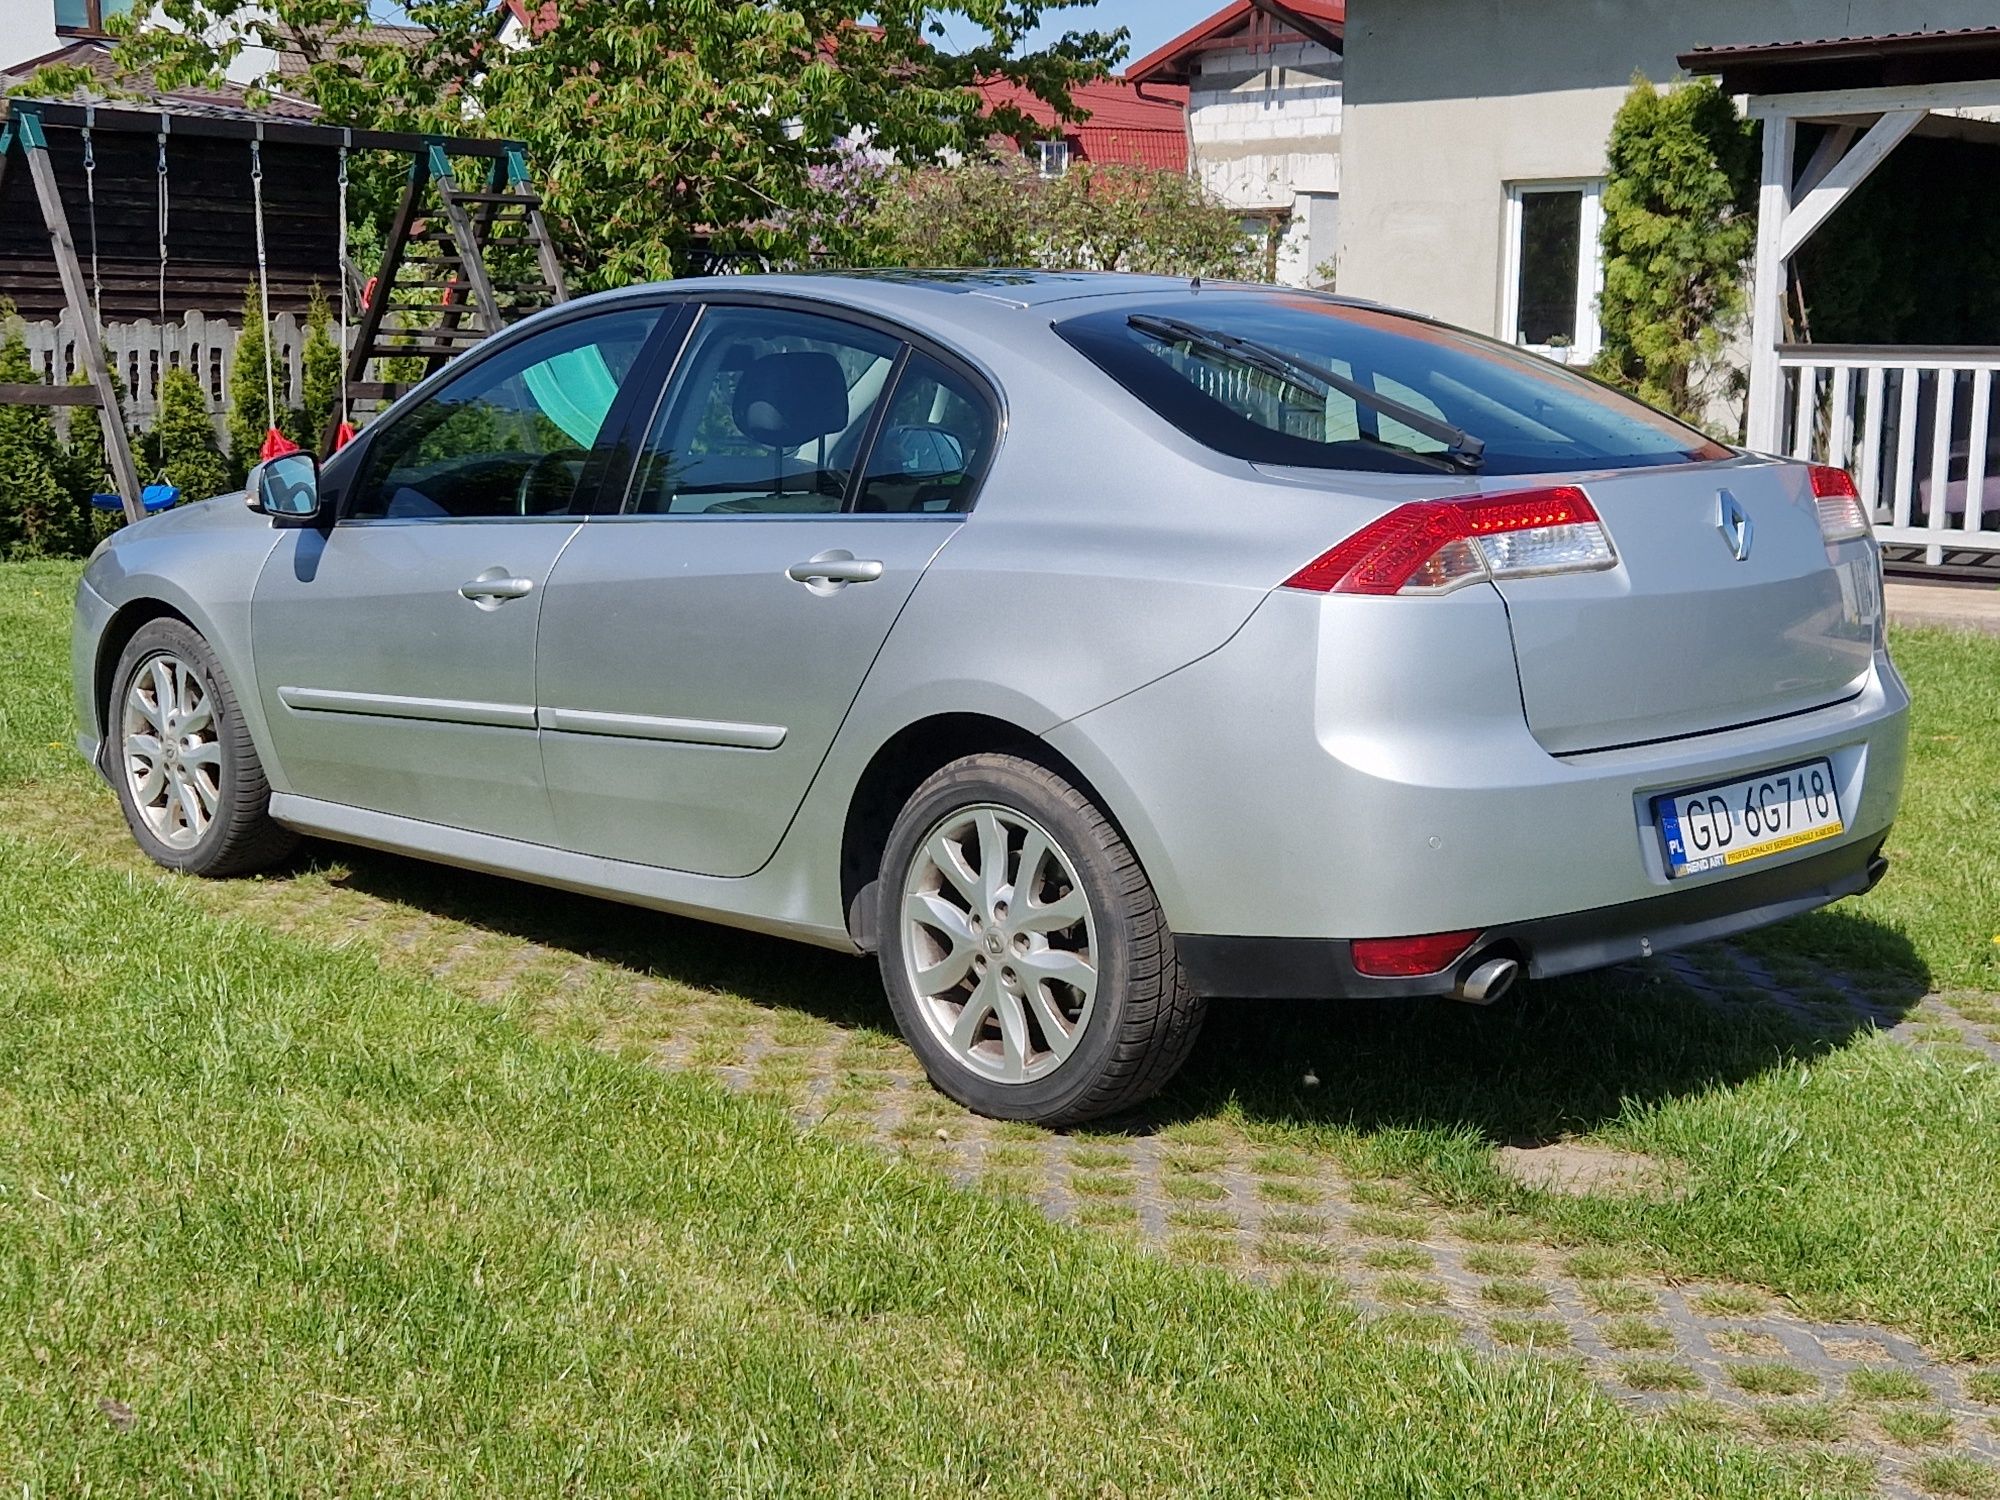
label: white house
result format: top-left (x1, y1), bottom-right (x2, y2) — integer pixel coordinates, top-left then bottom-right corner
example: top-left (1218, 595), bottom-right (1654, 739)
top-left (1335, 1), bottom-right (2000, 572)
top-left (1, 0), bottom-right (277, 82)
top-left (1125, 0), bottom-right (1345, 287)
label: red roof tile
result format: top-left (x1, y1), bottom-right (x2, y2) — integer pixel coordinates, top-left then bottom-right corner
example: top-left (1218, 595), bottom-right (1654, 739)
top-left (976, 75), bottom-right (1187, 171)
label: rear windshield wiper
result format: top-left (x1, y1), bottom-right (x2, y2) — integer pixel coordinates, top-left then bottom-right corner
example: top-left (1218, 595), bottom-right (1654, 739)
top-left (1127, 313), bottom-right (1486, 472)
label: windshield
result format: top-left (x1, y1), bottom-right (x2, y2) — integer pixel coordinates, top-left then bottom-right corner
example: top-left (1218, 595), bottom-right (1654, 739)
top-left (1056, 294), bottom-right (1732, 477)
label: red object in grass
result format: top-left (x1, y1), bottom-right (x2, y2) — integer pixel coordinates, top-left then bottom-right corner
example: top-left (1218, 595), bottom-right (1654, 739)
top-left (259, 426), bottom-right (300, 461)
top-left (361, 275), bottom-right (378, 310)
top-left (333, 420), bottom-right (358, 451)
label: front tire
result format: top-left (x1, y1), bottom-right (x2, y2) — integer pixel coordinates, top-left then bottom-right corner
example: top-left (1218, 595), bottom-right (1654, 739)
top-left (108, 618), bottom-right (297, 877)
top-left (877, 753), bottom-right (1206, 1126)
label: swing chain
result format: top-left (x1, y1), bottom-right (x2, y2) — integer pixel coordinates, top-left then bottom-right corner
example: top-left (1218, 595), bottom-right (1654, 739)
top-left (336, 138), bottom-right (351, 429)
top-left (250, 135), bottom-right (279, 434)
top-left (157, 128), bottom-right (170, 401)
top-left (81, 112), bottom-right (101, 323)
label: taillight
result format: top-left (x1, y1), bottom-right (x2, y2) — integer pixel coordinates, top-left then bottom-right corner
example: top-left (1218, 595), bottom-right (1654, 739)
top-left (1351, 930), bottom-right (1480, 977)
top-left (1808, 465), bottom-right (1871, 542)
top-left (1284, 486), bottom-right (1616, 596)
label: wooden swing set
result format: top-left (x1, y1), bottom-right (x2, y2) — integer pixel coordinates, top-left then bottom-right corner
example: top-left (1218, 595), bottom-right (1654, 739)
top-left (0, 97), bottom-right (568, 525)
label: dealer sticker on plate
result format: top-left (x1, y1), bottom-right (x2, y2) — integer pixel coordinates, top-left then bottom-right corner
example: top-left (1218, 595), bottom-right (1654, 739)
top-left (1654, 758), bottom-right (1844, 879)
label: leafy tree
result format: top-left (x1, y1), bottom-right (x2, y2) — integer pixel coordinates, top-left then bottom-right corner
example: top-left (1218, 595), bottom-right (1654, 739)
top-left (0, 319), bottom-right (90, 558)
top-left (866, 156), bottom-right (1251, 277)
top-left (115, 1), bottom-right (1127, 288)
top-left (1593, 74), bottom-right (1758, 425)
top-left (226, 284), bottom-right (279, 482)
top-left (150, 366), bottom-right (233, 501)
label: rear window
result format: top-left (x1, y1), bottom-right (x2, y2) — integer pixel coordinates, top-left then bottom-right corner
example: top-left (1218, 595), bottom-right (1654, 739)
top-left (1055, 294), bottom-right (1731, 477)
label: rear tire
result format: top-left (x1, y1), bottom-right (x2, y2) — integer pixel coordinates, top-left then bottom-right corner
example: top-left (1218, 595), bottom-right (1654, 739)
top-left (108, 618), bottom-right (297, 877)
top-left (877, 752), bottom-right (1205, 1126)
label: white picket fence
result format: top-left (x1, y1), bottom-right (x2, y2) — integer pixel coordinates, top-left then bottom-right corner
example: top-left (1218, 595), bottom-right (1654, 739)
top-left (15, 311), bottom-right (308, 444)
top-left (1777, 345), bottom-right (2000, 563)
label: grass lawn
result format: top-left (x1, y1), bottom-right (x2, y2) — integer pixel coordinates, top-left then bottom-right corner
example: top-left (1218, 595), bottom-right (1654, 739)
top-left (1, 558), bottom-right (1997, 1492)
top-left (0, 556), bottom-right (1827, 1495)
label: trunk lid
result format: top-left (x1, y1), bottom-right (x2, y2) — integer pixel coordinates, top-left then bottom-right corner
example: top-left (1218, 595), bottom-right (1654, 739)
top-left (1492, 460), bottom-right (1875, 754)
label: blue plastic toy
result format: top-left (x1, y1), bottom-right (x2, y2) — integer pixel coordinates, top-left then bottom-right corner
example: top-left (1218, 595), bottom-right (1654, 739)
top-left (89, 481), bottom-right (179, 514)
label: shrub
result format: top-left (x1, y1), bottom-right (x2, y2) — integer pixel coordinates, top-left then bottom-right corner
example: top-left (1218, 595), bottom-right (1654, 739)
top-left (866, 156), bottom-right (1253, 280)
top-left (294, 284), bottom-right (343, 453)
top-left (1593, 74), bottom-right (1757, 427)
top-left (0, 319), bottom-right (90, 558)
top-left (150, 366), bottom-right (232, 501)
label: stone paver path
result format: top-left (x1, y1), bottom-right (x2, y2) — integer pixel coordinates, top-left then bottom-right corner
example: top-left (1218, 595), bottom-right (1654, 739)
top-left (13, 787), bottom-right (2000, 1498)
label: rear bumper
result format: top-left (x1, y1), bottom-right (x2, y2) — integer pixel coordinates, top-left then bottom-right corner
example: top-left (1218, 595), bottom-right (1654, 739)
top-left (1177, 836), bottom-right (1889, 1000)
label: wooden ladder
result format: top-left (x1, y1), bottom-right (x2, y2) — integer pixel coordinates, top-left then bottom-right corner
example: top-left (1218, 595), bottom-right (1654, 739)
top-left (336, 141), bottom-right (567, 444)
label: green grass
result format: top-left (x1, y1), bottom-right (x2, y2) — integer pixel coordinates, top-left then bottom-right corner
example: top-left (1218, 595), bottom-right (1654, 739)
top-left (0, 563), bottom-right (1860, 1495)
top-left (0, 832), bottom-right (1836, 1497)
top-left (1740, 627), bottom-right (2000, 994)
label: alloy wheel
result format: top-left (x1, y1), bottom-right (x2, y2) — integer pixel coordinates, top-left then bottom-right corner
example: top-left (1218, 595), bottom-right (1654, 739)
top-left (900, 803), bottom-right (1099, 1083)
top-left (122, 651), bottom-right (220, 850)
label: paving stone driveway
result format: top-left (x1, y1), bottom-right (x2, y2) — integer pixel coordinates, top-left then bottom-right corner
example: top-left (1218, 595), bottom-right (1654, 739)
top-left (18, 791), bottom-right (2000, 1499)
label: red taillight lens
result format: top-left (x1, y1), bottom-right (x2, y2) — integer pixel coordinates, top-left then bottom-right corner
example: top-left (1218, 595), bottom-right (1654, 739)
top-left (1808, 464), bottom-right (1871, 542)
top-left (1284, 486), bottom-right (1616, 596)
top-left (1351, 930), bottom-right (1481, 978)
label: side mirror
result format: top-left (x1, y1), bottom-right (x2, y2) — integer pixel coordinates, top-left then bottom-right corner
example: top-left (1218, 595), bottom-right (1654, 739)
top-left (246, 451), bottom-right (323, 521)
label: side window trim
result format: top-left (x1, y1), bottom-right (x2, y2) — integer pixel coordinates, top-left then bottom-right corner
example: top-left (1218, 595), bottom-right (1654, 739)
top-left (840, 344), bottom-right (912, 513)
top-left (604, 292), bottom-right (1003, 520)
top-left (588, 300), bottom-right (699, 516)
top-left (335, 299), bottom-right (680, 524)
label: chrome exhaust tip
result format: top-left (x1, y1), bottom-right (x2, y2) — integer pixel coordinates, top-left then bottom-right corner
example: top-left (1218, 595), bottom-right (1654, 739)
top-left (1451, 955), bottom-right (1519, 1005)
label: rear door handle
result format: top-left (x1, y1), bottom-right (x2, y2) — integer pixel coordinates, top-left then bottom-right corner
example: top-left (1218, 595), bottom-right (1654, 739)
top-left (459, 571), bottom-right (536, 605)
top-left (787, 551), bottom-right (884, 589)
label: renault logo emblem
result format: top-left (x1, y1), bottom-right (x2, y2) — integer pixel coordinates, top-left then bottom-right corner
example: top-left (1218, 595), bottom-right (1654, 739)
top-left (1716, 489), bottom-right (1753, 562)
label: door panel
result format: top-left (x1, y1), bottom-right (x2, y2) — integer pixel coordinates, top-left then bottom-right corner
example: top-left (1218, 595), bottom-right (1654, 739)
top-left (248, 303), bottom-right (669, 839)
top-left (535, 303), bottom-right (994, 877)
top-left (537, 517), bottom-right (954, 875)
top-left (253, 520), bottom-right (578, 840)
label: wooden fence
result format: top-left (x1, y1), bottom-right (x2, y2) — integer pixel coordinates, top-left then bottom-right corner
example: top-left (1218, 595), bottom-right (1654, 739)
top-left (14, 310), bottom-right (307, 442)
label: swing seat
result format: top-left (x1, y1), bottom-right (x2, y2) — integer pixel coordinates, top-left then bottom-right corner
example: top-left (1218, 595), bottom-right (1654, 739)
top-left (90, 485), bottom-right (178, 514)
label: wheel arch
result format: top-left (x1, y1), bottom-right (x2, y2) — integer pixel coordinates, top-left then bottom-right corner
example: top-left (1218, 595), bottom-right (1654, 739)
top-left (93, 597), bottom-right (196, 752)
top-left (839, 711), bottom-right (1130, 951)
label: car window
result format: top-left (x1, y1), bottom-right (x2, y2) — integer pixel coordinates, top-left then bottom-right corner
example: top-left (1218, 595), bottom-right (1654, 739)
top-left (1055, 294), bottom-right (1731, 477)
top-left (627, 304), bottom-right (900, 515)
top-left (853, 352), bottom-right (996, 514)
top-left (347, 307), bottom-right (663, 521)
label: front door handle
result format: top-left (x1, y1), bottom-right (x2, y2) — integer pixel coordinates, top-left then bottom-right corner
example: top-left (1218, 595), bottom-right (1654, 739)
top-left (787, 550), bottom-right (884, 590)
top-left (459, 570), bottom-right (536, 607)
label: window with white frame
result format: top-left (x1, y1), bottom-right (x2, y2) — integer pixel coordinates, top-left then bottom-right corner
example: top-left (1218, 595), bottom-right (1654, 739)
top-left (1035, 139), bottom-right (1070, 177)
top-left (1502, 180), bottom-right (1604, 365)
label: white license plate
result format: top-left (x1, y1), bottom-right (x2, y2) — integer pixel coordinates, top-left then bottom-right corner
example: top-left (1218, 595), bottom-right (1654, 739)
top-left (1654, 759), bottom-right (1843, 878)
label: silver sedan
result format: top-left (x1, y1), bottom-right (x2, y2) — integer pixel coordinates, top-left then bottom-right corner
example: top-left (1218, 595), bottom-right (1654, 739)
top-left (73, 271), bottom-right (1908, 1124)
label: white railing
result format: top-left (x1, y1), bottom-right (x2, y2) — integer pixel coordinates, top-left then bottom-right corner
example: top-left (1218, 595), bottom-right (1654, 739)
top-left (13, 311), bottom-right (308, 444)
top-left (1778, 345), bottom-right (2000, 561)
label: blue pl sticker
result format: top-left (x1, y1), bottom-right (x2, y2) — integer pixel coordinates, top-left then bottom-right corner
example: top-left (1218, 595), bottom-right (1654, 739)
top-left (1657, 797), bottom-right (1688, 872)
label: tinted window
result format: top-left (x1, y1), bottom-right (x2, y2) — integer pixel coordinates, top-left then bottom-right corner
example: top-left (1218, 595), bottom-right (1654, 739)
top-left (1515, 190), bottom-right (1583, 346)
top-left (628, 305), bottom-right (899, 515)
top-left (348, 307), bottom-right (661, 520)
top-left (1057, 295), bottom-right (1730, 477)
top-left (854, 352), bottom-right (995, 514)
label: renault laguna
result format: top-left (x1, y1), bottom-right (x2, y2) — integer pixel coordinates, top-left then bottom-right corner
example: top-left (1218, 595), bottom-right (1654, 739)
top-left (73, 271), bottom-right (1907, 1125)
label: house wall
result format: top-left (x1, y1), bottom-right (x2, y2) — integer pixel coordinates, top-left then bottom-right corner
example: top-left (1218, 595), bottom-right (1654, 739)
top-left (1187, 36), bottom-right (1341, 285)
top-left (1338, 0), bottom-right (2000, 335)
top-left (0, 0), bottom-right (62, 69)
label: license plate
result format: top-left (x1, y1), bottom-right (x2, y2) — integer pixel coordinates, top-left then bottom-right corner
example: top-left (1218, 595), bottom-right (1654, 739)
top-left (1654, 759), bottom-right (1843, 878)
